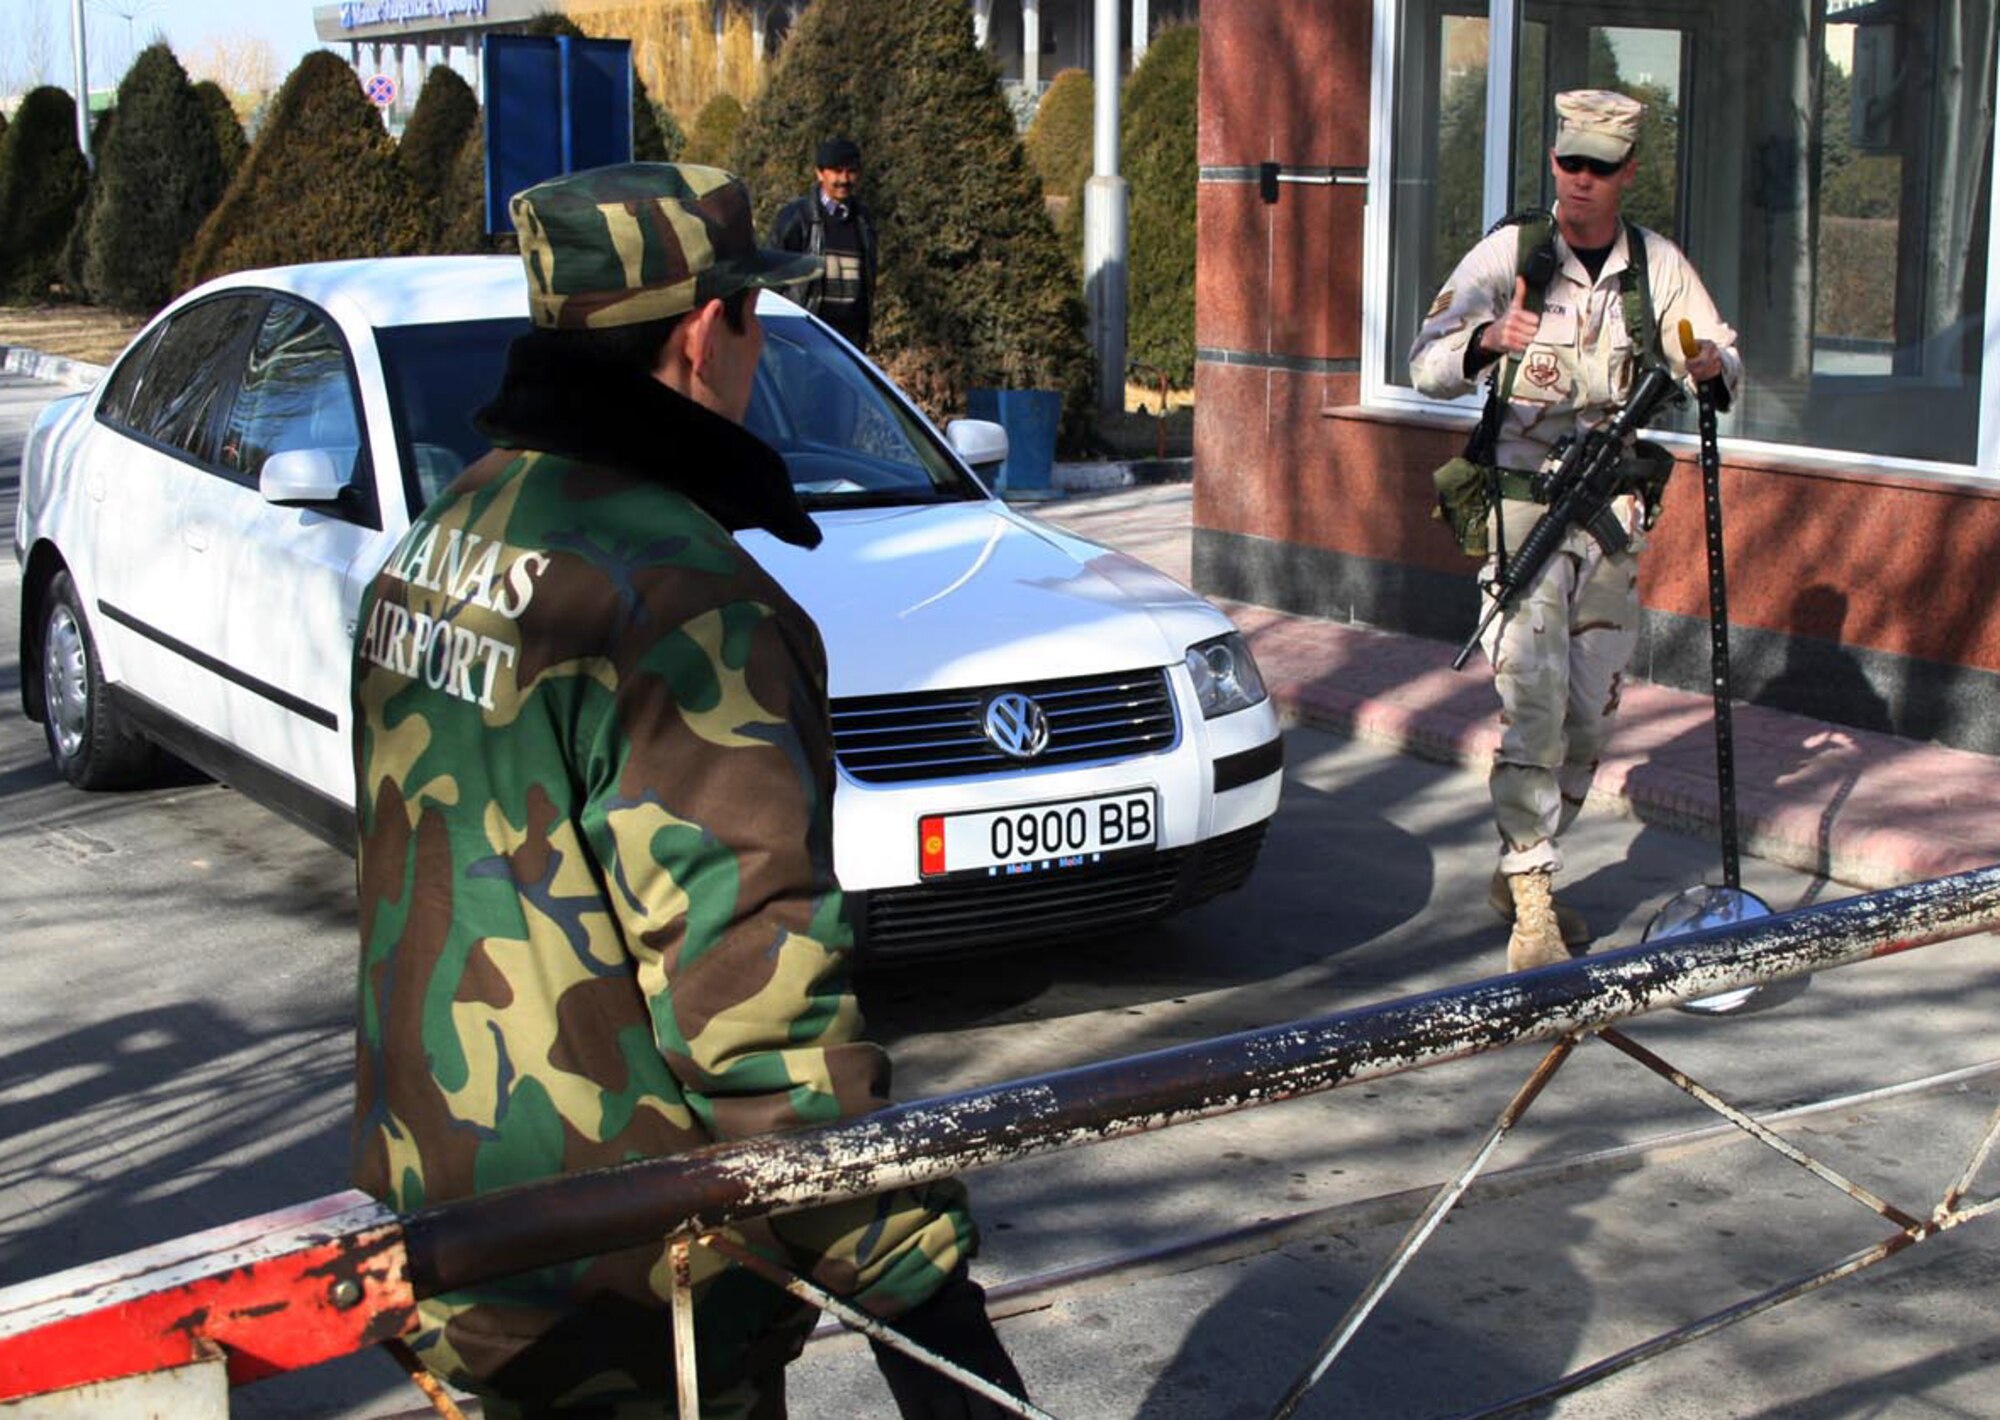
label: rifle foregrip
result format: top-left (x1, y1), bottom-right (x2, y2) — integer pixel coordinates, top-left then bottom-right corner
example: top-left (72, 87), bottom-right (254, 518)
top-left (1497, 509), bottom-right (1570, 594)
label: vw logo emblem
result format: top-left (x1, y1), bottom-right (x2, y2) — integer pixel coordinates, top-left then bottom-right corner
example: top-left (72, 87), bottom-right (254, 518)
top-left (983, 692), bottom-right (1050, 760)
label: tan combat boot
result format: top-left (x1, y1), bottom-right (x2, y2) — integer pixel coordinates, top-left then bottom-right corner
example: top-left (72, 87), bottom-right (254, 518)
top-left (1489, 868), bottom-right (1591, 947)
top-left (1505, 871), bottom-right (1572, 972)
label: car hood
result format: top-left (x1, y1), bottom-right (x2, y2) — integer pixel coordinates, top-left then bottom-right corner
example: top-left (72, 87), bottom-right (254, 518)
top-left (744, 501), bottom-right (1231, 697)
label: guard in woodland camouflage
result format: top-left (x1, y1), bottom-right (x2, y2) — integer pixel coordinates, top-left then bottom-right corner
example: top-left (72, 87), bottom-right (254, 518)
top-left (1409, 91), bottom-right (1743, 974)
top-left (351, 162), bottom-right (1026, 1417)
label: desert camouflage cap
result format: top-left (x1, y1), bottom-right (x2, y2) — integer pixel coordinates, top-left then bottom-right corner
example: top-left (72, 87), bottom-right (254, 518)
top-left (1553, 89), bottom-right (1644, 162)
top-left (511, 162), bottom-right (821, 329)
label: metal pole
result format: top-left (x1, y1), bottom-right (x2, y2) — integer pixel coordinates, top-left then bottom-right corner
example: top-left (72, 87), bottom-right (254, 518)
top-left (69, 0), bottom-right (92, 169)
top-left (1082, 0), bottom-right (1127, 415)
top-left (399, 866), bottom-right (2000, 1298)
top-left (1681, 320), bottom-right (1743, 890)
top-left (701, 1234), bottom-right (1057, 1419)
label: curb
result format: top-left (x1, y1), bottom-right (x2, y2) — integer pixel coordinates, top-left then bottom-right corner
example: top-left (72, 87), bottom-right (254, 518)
top-left (1052, 457), bottom-right (1193, 494)
top-left (1, 346), bottom-right (107, 388)
top-left (1263, 673), bottom-right (1989, 896)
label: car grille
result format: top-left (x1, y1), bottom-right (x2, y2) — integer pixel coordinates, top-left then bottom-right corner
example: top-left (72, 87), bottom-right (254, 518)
top-left (831, 669), bottom-right (1179, 784)
top-left (853, 822), bottom-right (1268, 958)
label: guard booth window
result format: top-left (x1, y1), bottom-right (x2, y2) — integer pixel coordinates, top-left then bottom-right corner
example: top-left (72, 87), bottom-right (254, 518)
top-left (1385, 0), bottom-right (1996, 470)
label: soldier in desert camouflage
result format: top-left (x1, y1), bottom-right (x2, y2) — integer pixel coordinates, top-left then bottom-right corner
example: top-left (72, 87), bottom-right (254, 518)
top-left (351, 161), bottom-right (1026, 1417)
top-left (1409, 91), bottom-right (1743, 973)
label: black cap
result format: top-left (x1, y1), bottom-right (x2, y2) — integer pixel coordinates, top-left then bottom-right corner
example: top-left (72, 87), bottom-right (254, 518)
top-left (815, 137), bottom-right (861, 170)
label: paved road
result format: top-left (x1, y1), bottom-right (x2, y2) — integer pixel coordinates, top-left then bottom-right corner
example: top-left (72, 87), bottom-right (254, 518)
top-left (6, 375), bottom-right (2000, 1418)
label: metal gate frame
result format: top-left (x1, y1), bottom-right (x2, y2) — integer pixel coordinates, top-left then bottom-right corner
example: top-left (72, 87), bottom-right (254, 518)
top-left (4, 865), bottom-right (1999, 1415)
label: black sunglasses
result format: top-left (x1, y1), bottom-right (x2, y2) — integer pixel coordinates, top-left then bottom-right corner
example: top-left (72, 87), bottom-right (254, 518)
top-left (1556, 154), bottom-right (1627, 178)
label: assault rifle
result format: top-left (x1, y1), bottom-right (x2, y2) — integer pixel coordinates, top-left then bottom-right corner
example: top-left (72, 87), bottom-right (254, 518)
top-left (1451, 364), bottom-right (1684, 671)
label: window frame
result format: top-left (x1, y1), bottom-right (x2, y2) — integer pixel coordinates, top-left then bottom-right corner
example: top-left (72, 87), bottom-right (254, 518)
top-left (1362, 0), bottom-right (2000, 478)
top-left (212, 293), bottom-right (380, 529)
top-left (100, 295), bottom-right (261, 469)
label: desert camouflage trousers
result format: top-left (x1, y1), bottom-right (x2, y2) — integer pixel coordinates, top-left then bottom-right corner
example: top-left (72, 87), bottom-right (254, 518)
top-left (1478, 530), bottom-right (1641, 877)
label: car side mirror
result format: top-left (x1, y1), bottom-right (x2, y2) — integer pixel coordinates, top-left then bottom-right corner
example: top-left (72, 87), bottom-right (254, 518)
top-left (260, 447), bottom-right (348, 504)
top-left (946, 418), bottom-right (1009, 471)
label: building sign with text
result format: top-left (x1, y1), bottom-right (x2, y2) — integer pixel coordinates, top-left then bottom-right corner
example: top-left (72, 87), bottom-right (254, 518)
top-left (338, 0), bottom-right (488, 27)
top-left (314, 0), bottom-right (543, 44)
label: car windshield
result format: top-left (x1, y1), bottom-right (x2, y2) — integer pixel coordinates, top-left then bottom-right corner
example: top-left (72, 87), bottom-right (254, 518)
top-left (375, 308), bottom-right (985, 519)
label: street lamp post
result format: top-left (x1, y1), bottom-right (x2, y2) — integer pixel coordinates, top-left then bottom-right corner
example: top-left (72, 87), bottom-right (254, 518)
top-left (1082, 0), bottom-right (1127, 416)
top-left (69, 0), bottom-right (93, 168)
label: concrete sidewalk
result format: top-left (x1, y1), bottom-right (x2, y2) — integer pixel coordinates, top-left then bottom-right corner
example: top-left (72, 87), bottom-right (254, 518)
top-left (1036, 481), bottom-right (2000, 893)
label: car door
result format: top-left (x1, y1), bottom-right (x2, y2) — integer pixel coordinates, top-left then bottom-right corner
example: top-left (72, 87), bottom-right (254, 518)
top-left (193, 295), bottom-right (400, 813)
top-left (79, 295), bottom-right (260, 734)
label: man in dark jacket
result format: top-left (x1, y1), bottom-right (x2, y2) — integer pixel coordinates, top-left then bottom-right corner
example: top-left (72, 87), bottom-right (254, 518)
top-left (769, 136), bottom-right (877, 351)
top-left (352, 161), bottom-right (1025, 1418)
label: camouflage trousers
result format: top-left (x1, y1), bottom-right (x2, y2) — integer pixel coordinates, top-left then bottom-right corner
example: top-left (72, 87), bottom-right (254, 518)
top-left (1478, 532), bottom-right (1641, 877)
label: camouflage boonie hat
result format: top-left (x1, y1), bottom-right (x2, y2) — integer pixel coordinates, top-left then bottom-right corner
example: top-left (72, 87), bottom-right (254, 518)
top-left (511, 162), bottom-right (821, 329)
top-left (1553, 89), bottom-right (1644, 163)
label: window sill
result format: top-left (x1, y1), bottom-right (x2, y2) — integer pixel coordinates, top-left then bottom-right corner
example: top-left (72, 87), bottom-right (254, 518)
top-left (1320, 402), bottom-right (2000, 497)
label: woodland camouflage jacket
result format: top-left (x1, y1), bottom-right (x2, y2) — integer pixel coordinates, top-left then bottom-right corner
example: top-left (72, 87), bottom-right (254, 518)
top-left (350, 335), bottom-right (974, 1401)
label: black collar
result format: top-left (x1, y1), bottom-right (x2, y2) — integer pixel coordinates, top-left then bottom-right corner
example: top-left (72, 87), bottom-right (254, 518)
top-left (474, 330), bottom-right (821, 550)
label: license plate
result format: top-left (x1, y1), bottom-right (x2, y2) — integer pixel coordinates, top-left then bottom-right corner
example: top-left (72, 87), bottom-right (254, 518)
top-left (919, 791), bottom-right (1157, 878)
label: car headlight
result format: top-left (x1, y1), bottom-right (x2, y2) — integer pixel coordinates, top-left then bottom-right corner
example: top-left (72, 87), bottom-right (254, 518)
top-left (1185, 632), bottom-right (1268, 719)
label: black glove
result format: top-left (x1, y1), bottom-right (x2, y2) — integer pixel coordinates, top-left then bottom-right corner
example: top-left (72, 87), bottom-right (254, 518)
top-left (869, 1266), bottom-right (1029, 1418)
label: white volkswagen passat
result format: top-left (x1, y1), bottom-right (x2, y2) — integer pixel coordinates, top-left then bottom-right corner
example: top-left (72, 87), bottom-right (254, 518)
top-left (14, 257), bottom-right (1281, 957)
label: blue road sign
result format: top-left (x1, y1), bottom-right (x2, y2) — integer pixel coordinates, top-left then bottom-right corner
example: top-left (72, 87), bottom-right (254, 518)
top-left (364, 74), bottom-right (396, 107)
top-left (483, 34), bottom-right (634, 235)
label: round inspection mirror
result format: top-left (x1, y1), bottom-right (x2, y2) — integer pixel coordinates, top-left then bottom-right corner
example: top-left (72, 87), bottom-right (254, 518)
top-left (1643, 884), bottom-right (1772, 1015)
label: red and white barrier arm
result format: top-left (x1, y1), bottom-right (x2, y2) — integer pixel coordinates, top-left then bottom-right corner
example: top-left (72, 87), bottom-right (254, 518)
top-left (0, 1190), bottom-right (413, 1401)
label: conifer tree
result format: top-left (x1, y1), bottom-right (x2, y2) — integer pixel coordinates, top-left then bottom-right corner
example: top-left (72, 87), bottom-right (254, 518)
top-left (396, 64), bottom-right (479, 248)
top-left (397, 65), bottom-right (478, 204)
top-left (1123, 24), bottom-right (1198, 387)
top-left (57, 106), bottom-right (115, 302)
top-left (180, 51), bottom-right (430, 289)
top-left (84, 44), bottom-right (232, 311)
top-left (0, 87), bottom-right (90, 302)
top-left (192, 80), bottom-right (249, 176)
top-left (683, 92), bottom-right (743, 166)
top-left (736, 0), bottom-right (1093, 447)
top-left (1026, 69), bottom-right (1093, 202)
top-left (636, 95), bottom-right (680, 161)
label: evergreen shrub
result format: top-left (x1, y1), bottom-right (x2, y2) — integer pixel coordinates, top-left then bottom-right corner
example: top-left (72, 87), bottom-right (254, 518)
top-left (84, 45), bottom-right (232, 311)
top-left (1025, 68), bottom-right (1091, 201)
top-left (437, 128), bottom-right (499, 253)
top-left (636, 94), bottom-right (681, 161)
top-left (180, 51), bottom-right (430, 290)
top-left (58, 106), bottom-right (115, 301)
top-left (1123, 24), bottom-right (1197, 387)
top-left (193, 80), bottom-right (248, 176)
top-left (0, 87), bottom-right (90, 302)
top-left (735, 0), bottom-right (1093, 449)
top-left (397, 64), bottom-right (479, 224)
top-left (684, 93), bottom-right (744, 167)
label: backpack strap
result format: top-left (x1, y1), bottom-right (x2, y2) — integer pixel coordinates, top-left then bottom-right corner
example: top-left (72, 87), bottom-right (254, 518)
top-left (1473, 209), bottom-right (1558, 422)
top-left (1619, 219), bottom-right (1660, 366)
